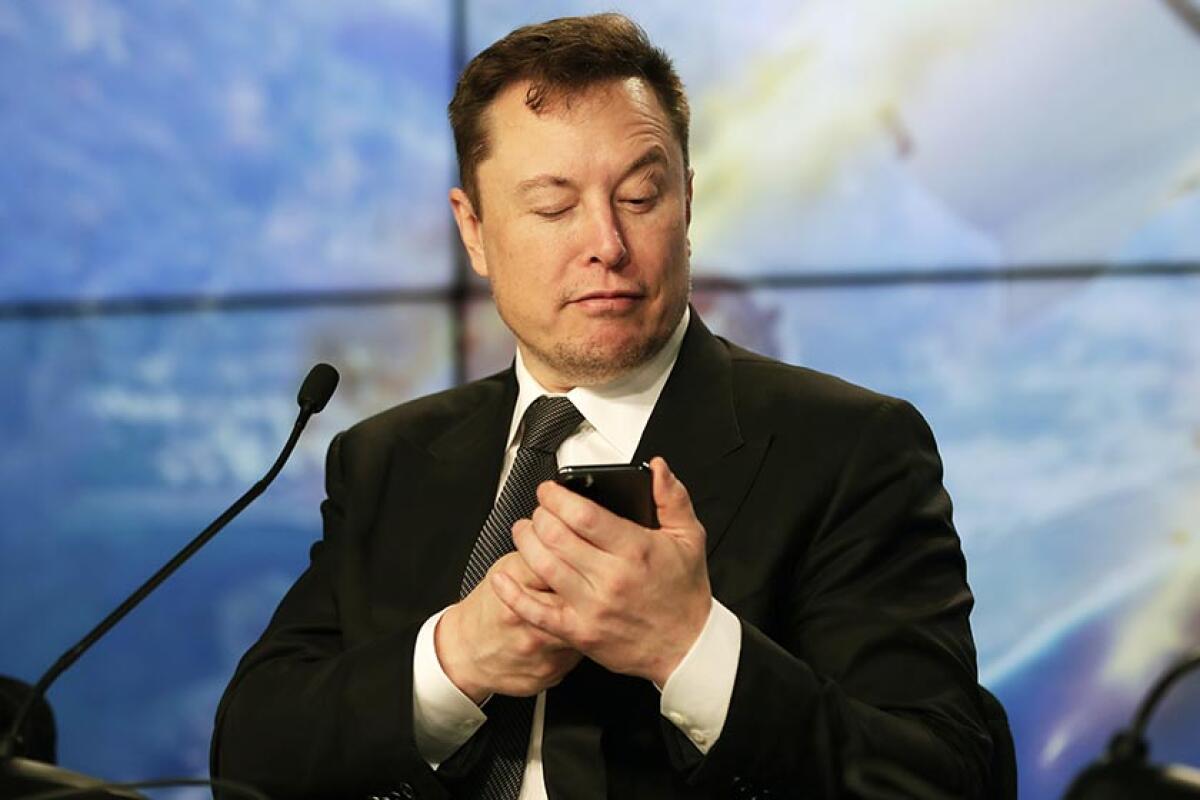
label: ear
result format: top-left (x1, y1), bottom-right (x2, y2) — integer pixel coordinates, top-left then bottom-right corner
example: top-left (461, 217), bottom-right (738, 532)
top-left (685, 167), bottom-right (694, 255)
top-left (685, 167), bottom-right (694, 226)
top-left (449, 187), bottom-right (489, 278)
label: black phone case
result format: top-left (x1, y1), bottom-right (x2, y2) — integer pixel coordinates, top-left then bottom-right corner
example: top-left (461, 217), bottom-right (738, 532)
top-left (554, 463), bottom-right (658, 528)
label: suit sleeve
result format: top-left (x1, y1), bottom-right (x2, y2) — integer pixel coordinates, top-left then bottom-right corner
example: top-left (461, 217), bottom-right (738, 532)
top-left (210, 432), bottom-right (455, 800)
top-left (676, 398), bottom-right (993, 798)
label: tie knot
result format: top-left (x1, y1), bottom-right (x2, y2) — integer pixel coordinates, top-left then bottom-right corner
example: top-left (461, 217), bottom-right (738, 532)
top-left (519, 396), bottom-right (584, 454)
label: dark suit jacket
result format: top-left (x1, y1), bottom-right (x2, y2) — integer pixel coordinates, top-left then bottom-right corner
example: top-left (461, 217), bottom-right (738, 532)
top-left (212, 313), bottom-right (993, 799)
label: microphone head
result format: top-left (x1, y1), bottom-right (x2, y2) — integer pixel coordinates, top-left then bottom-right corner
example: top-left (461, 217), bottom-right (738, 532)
top-left (297, 363), bottom-right (339, 414)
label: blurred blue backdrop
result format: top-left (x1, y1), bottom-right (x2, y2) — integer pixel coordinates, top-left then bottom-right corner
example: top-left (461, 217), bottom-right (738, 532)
top-left (1, 2), bottom-right (1198, 799)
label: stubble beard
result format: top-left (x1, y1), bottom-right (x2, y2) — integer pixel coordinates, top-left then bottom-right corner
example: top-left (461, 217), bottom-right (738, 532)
top-left (505, 286), bottom-right (690, 388)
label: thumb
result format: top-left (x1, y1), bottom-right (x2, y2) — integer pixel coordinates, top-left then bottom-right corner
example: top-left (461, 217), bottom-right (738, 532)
top-left (649, 457), bottom-right (703, 538)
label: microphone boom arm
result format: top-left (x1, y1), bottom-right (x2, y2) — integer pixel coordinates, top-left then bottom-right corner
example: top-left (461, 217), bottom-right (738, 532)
top-left (0, 376), bottom-right (331, 759)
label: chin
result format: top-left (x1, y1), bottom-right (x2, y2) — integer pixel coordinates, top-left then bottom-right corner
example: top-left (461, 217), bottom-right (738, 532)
top-left (543, 329), bottom-right (667, 386)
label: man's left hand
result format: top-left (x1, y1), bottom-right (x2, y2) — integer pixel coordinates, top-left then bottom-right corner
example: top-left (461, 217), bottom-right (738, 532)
top-left (490, 456), bottom-right (712, 687)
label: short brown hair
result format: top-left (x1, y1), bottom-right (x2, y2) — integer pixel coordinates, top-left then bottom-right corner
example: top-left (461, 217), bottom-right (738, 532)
top-left (448, 13), bottom-right (690, 216)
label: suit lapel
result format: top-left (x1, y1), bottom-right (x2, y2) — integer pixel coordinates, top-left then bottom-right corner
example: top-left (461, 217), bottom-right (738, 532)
top-left (633, 313), bottom-right (771, 556)
top-left (418, 369), bottom-right (518, 603)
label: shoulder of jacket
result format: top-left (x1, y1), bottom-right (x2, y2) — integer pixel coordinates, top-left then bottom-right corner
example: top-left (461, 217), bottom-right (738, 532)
top-left (720, 339), bottom-right (910, 431)
top-left (338, 369), bottom-right (511, 453)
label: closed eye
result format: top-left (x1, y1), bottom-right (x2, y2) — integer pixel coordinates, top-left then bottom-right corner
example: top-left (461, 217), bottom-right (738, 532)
top-left (534, 206), bottom-right (573, 219)
top-left (621, 195), bottom-right (659, 211)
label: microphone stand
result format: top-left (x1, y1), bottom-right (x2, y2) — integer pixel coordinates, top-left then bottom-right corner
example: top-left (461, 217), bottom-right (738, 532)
top-left (0, 363), bottom-right (338, 798)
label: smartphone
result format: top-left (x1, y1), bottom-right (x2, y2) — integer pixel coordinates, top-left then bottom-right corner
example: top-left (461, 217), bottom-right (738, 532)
top-left (555, 463), bottom-right (658, 528)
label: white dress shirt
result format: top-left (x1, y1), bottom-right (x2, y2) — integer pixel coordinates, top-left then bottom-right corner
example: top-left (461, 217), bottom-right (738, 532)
top-left (410, 308), bottom-right (742, 798)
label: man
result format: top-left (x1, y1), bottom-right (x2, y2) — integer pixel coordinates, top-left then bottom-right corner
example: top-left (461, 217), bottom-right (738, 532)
top-left (212, 14), bottom-right (994, 799)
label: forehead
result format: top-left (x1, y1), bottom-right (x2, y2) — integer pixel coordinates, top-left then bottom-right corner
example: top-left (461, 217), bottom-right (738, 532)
top-left (479, 78), bottom-right (681, 181)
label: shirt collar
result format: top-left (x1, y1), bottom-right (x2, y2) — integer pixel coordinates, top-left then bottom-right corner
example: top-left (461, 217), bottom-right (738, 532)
top-left (508, 306), bottom-right (691, 461)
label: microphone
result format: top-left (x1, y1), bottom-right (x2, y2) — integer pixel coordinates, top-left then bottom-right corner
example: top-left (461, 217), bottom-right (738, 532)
top-left (297, 362), bottom-right (338, 415)
top-left (0, 364), bottom-right (339, 779)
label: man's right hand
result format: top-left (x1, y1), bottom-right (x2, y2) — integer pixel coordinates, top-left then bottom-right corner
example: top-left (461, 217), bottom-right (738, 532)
top-left (435, 552), bottom-right (581, 705)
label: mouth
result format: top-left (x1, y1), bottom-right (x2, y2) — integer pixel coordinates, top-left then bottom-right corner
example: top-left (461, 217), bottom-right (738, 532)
top-left (570, 289), bottom-right (645, 302)
top-left (567, 290), bottom-right (646, 313)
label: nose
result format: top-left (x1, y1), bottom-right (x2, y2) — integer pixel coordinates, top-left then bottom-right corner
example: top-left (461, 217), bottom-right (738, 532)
top-left (586, 204), bottom-right (629, 269)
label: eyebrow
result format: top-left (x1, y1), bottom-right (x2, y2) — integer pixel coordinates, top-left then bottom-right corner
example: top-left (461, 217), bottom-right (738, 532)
top-left (516, 175), bottom-right (572, 195)
top-left (515, 147), bottom-right (670, 196)
top-left (621, 147), bottom-right (669, 181)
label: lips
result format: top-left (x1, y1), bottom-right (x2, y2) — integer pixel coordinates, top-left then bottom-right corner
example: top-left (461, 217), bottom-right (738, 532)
top-left (569, 289), bottom-right (645, 303)
top-left (566, 290), bottom-right (646, 314)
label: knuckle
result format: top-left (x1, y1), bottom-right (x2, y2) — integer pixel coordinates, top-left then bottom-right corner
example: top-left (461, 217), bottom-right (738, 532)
top-left (631, 538), bottom-right (652, 563)
top-left (534, 659), bottom-right (559, 682)
top-left (605, 572), bottom-right (629, 597)
top-left (532, 603), bottom-right (554, 627)
top-left (497, 603), bottom-right (521, 625)
top-left (539, 558), bottom-right (562, 584)
top-left (539, 520), bottom-right (565, 548)
top-left (575, 628), bottom-right (601, 651)
top-left (572, 502), bottom-right (600, 530)
top-left (513, 632), bottom-right (539, 658)
top-left (516, 604), bottom-right (542, 629)
top-left (511, 523), bottom-right (531, 549)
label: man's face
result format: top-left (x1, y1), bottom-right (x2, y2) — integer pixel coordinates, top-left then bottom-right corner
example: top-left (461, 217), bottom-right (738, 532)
top-left (450, 78), bottom-right (693, 391)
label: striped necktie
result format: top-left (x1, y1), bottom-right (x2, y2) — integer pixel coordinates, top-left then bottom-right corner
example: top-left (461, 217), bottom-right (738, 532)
top-left (458, 395), bottom-right (584, 800)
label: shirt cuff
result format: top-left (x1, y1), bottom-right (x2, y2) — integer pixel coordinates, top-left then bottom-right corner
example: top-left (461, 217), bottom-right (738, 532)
top-left (659, 599), bottom-right (742, 754)
top-left (412, 607), bottom-right (488, 767)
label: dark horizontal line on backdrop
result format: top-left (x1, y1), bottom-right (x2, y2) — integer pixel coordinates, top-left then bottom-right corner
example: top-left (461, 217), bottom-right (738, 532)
top-left (692, 260), bottom-right (1200, 290)
top-left (0, 285), bottom-right (459, 320)
top-left (0, 261), bottom-right (1197, 320)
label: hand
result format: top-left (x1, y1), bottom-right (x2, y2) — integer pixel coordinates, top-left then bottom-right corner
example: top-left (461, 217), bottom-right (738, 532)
top-left (492, 457), bottom-right (712, 687)
top-left (436, 553), bottom-right (582, 704)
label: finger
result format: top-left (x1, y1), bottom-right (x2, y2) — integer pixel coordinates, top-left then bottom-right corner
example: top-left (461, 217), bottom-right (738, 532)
top-left (492, 550), bottom-right (551, 591)
top-left (529, 505), bottom-right (612, 585)
top-left (465, 575), bottom-right (523, 626)
top-left (484, 568), bottom-right (572, 648)
top-left (490, 570), bottom-right (572, 640)
top-left (536, 479), bottom-right (645, 555)
top-left (512, 516), bottom-right (593, 601)
top-left (649, 457), bottom-right (704, 535)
